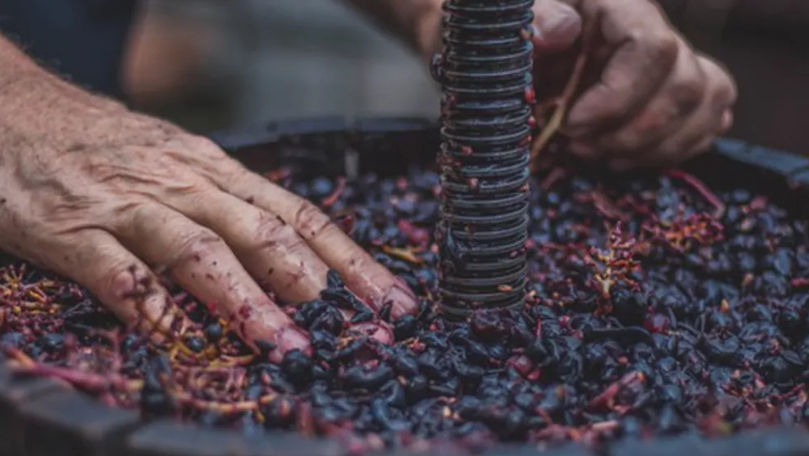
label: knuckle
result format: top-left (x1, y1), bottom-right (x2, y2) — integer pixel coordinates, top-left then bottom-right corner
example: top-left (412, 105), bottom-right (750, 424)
top-left (254, 212), bottom-right (305, 251)
top-left (101, 262), bottom-right (153, 301)
top-left (293, 199), bottom-right (333, 240)
top-left (107, 200), bottom-right (150, 235)
top-left (533, 0), bottom-right (581, 48)
top-left (188, 134), bottom-right (220, 151)
top-left (225, 159), bottom-right (253, 182)
top-left (175, 229), bottom-right (225, 263)
top-left (205, 155), bottom-right (251, 185)
top-left (715, 72), bottom-right (738, 106)
top-left (186, 135), bottom-right (228, 159)
top-left (647, 32), bottom-right (678, 67)
top-left (127, 204), bottom-right (158, 231)
top-left (181, 185), bottom-right (223, 210)
top-left (671, 76), bottom-right (705, 114)
top-left (699, 57), bottom-right (737, 105)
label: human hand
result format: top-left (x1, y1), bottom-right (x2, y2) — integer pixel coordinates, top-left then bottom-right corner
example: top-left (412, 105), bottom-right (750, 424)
top-left (530, 0), bottom-right (737, 170)
top-left (0, 78), bottom-right (416, 363)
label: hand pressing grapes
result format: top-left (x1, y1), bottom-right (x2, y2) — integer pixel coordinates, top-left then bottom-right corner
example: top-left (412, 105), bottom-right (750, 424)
top-left (0, 36), bottom-right (416, 363)
top-left (528, 0), bottom-right (738, 170)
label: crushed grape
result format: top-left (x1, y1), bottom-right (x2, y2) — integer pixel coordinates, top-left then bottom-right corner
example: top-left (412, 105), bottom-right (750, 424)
top-left (2, 165), bottom-right (809, 453)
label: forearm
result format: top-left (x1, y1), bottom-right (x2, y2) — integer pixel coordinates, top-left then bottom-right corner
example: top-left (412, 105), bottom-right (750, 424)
top-left (1, 34), bottom-right (113, 107)
top-left (339, 0), bottom-right (443, 60)
top-left (0, 33), bottom-right (128, 153)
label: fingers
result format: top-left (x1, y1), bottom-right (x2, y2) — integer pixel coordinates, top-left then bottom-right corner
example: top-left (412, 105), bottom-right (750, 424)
top-left (170, 189), bottom-right (329, 305)
top-left (635, 58), bottom-right (735, 166)
top-left (148, 184), bottom-right (394, 345)
top-left (556, 0), bottom-right (737, 171)
top-left (533, 0), bottom-right (582, 52)
top-left (154, 135), bottom-right (416, 320)
top-left (567, 0), bottom-right (678, 136)
top-left (593, 37), bottom-right (706, 155)
top-left (215, 161), bottom-right (418, 320)
top-left (46, 229), bottom-right (186, 340)
top-left (606, 57), bottom-right (737, 171)
top-left (114, 203), bottom-right (310, 362)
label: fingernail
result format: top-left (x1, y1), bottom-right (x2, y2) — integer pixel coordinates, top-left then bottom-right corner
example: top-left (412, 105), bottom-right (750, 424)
top-left (385, 278), bottom-right (418, 320)
top-left (270, 326), bottom-right (311, 363)
top-left (533, 1), bottom-right (582, 51)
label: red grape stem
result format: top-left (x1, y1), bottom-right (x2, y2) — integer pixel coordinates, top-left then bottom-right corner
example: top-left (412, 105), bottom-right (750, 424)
top-left (666, 169), bottom-right (726, 218)
top-left (531, 15), bottom-right (599, 172)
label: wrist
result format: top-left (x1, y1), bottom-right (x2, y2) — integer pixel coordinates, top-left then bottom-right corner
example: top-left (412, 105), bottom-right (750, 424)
top-left (0, 74), bottom-right (130, 152)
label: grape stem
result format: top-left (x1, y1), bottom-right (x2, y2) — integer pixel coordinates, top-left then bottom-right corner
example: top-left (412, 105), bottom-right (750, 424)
top-left (531, 18), bottom-right (599, 172)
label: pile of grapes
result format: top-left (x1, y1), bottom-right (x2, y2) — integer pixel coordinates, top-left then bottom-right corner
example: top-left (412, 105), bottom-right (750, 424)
top-left (2, 163), bottom-right (808, 453)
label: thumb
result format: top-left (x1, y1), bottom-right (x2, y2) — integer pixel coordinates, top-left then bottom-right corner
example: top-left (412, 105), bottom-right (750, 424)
top-left (533, 0), bottom-right (582, 52)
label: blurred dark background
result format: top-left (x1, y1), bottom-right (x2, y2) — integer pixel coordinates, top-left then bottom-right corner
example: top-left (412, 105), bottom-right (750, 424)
top-left (121, 0), bottom-right (438, 132)
top-left (7, 0), bottom-right (805, 152)
top-left (662, 0), bottom-right (809, 153)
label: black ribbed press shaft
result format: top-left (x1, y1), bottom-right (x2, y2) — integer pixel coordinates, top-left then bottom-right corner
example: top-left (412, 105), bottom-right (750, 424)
top-left (434, 0), bottom-right (535, 317)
